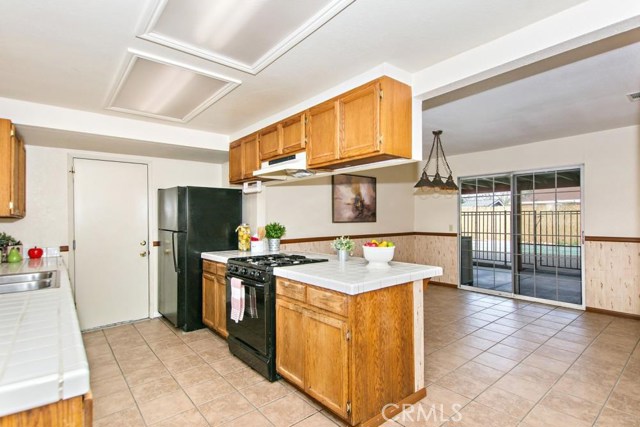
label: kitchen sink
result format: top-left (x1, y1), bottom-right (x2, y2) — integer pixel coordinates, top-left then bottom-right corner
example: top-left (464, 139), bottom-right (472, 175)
top-left (0, 271), bottom-right (59, 294)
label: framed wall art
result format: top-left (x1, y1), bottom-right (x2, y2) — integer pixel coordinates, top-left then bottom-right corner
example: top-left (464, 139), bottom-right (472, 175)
top-left (332, 174), bottom-right (377, 223)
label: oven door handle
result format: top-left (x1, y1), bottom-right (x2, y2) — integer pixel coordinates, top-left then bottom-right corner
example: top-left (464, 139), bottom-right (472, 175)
top-left (226, 275), bottom-right (265, 289)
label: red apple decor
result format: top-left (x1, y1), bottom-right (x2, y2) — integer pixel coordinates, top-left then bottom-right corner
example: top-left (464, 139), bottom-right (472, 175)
top-left (28, 246), bottom-right (44, 259)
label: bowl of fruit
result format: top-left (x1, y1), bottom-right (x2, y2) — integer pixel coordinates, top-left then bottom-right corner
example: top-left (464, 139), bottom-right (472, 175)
top-left (362, 239), bottom-right (395, 267)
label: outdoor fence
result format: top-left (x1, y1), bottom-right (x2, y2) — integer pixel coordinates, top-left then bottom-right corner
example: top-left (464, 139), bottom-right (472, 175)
top-left (460, 210), bottom-right (581, 270)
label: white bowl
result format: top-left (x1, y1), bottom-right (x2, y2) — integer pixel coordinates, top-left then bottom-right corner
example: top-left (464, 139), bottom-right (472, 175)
top-left (362, 245), bottom-right (395, 267)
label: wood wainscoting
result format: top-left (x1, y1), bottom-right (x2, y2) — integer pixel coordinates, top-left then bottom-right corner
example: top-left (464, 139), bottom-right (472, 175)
top-left (585, 237), bottom-right (640, 316)
top-left (283, 232), bottom-right (640, 318)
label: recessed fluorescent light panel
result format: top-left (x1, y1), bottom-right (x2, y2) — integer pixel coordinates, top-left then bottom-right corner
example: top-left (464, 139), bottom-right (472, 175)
top-left (139, 0), bottom-right (355, 74)
top-left (106, 52), bottom-right (240, 122)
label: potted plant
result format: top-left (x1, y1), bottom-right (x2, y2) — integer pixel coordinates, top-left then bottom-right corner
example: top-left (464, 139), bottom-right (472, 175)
top-left (265, 222), bottom-right (286, 252)
top-left (0, 232), bottom-right (22, 263)
top-left (331, 236), bottom-right (355, 262)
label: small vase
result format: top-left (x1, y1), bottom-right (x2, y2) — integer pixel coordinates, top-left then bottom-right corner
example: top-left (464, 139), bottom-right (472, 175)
top-left (337, 250), bottom-right (349, 262)
top-left (267, 238), bottom-right (281, 252)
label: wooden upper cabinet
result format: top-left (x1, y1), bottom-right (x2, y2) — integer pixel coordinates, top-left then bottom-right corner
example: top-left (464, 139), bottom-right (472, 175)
top-left (233, 76), bottom-right (410, 174)
top-left (339, 81), bottom-right (381, 159)
top-left (242, 134), bottom-right (260, 180)
top-left (228, 133), bottom-right (260, 184)
top-left (259, 125), bottom-right (281, 161)
top-left (307, 76), bottom-right (411, 169)
top-left (0, 119), bottom-right (26, 218)
top-left (228, 140), bottom-right (243, 183)
top-left (281, 113), bottom-right (306, 154)
top-left (306, 101), bottom-right (339, 167)
top-left (258, 113), bottom-right (306, 162)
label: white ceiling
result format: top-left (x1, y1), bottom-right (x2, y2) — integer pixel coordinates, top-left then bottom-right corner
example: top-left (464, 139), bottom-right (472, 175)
top-left (2, 0), bottom-right (637, 161)
top-left (422, 38), bottom-right (640, 155)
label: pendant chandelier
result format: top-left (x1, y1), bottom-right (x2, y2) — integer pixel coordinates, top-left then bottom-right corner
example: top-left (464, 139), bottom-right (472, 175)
top-left (414, 130), bottom-right (459, 192)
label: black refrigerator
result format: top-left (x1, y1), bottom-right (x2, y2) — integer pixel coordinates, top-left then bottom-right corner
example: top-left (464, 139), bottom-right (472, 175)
top-left (158, 186), bottom-right (242, 331)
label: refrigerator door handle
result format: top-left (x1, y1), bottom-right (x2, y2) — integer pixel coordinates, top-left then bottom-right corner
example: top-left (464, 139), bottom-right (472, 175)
top-left (171, 231), bottom-right (180, 273)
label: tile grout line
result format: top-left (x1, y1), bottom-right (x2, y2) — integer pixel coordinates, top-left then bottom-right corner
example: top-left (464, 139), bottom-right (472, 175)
top-left (590, 334), bottom-right (640, 425)
top-left (427, 295), bottom-right (613, 426)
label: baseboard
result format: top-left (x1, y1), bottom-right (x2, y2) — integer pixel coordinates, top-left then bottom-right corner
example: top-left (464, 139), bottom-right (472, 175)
top-left (361, 388), bottom-right (427, 427)
top-left (586, 306), bottom-right (640, 320)
top-left (428, 281), bottom-right (458, 288)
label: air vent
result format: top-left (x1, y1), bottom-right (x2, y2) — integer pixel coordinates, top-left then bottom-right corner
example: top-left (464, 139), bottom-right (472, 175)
top-left (627, 91), bottom-right (640, 102)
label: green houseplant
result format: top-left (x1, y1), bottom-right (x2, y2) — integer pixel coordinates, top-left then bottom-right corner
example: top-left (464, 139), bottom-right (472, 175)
top-left (331, 236), bottom-right (355, 262)
top-left (265, 222), bottom-right (286, 252)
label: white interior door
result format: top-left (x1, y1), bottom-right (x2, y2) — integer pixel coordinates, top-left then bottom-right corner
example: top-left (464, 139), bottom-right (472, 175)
top-left (73, 158), bottom-right (149, 330)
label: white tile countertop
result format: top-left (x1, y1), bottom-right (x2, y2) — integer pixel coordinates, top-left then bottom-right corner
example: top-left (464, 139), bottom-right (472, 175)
top-left (201, 250), bottom-right (443, 295)
top-left (0, 257), bottom-right (89, 417)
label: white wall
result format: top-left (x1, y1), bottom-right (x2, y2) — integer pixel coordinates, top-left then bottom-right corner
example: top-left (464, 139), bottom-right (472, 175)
top-left (414, 125), bottom-right (640, 237)
top-left (260, 163), bottom-right (417, 238)
top-left (0, 144), bottom-right (224, 316)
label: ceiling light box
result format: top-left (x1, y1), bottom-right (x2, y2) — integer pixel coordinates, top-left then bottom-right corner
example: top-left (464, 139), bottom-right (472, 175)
top-left (138, 0), bottom-right (355, 74)
top-left (106, 51), bottom-right (240, 122)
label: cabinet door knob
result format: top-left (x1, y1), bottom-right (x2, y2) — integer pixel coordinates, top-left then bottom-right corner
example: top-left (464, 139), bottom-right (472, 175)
top-left (140, 251), bottom-right (147, 257)
top-left (140, 240), bottom-right (147, 246)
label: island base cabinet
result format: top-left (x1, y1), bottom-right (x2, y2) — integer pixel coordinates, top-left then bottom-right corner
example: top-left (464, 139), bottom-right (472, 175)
top-left (304, 309), bottom-right (350, 420)
top-left (0, 392), bottom-right (93, 427)
top-left (276, 278), bottom-right (420, 426)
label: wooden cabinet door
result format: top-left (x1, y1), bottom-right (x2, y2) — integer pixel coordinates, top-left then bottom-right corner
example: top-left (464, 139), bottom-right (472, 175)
top-left (282, 114), bottom-right (305, 154)
top-left (202, 273), bottom-right (216, 329)
top-left (259, 126), bottom-right (281, 161)
top-left (228, 140), bottom-right (243, 183)
top-left (339, 82), bottom-right (381, 159)
top-left (306, 101), bottom-right (339, 167)
top-left (214, 275), bottom-right (228, 337)
top-left (304, 309), bottom-right (350, 419)
top-left (241, 134), bottom-right (260, 180)
top-left (275, 298), bottom-right (306, 388)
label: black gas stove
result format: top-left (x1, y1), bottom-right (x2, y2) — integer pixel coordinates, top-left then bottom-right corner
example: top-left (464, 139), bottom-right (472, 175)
top-left (227, 253), bottom-right (328, 282)
top-left (225, 253), bottom-right (327, 381)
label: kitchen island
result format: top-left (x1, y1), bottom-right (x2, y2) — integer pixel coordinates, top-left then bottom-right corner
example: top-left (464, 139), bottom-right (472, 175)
top-left (202, 250), bottom-right (442, 426)
top-left (0, 258), bottom-right (91, 426)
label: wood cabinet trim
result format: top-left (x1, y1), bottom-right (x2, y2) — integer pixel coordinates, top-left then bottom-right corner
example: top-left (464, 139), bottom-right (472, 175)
top-left (276, 279), bottom-right (306, 302)
top-left (306, 286), bottom-right (348, 317)
top-left (585, 235), bottom-right (640, 243)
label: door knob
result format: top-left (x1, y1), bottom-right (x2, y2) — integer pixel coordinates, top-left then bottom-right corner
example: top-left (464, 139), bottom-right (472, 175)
top-left (140, 240), bottom-right (147, 246)
top-left (140, 251), bottom-right (147, 257)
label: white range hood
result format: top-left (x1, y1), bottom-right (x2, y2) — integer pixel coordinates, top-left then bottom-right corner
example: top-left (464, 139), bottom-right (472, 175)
top-left (252, 152), bottom-right (316, 180)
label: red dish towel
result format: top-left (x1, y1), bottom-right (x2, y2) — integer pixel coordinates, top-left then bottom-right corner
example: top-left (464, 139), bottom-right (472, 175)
top-left (230, 277), bottom-right (244, 323)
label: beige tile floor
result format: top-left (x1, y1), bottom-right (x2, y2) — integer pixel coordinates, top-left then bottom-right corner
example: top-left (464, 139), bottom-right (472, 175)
top-left (84, 286), bottom-right (640, 427)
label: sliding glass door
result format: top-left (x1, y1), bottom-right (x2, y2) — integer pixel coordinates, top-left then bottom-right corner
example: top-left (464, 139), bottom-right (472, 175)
top-left (459, 168), bottom-right (583, 306)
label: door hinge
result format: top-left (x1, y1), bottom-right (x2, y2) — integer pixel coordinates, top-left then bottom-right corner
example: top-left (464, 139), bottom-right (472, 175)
top-left (378, 135), bottom-right (383, 145)
top-left (379, 90), bottom-right (383, 100)
top-left (73, 240), bottom-right (76, 250)
top-left (8, 201), bottom-right (13, 210)
top-left (346, 401), bottom-right (352, 416)
top-left (346, 330), bottom-right (351, 341)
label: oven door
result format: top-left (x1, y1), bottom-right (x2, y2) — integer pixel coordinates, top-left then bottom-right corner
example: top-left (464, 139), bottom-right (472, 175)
top-left (226, 275), bottom-right (269, 355)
